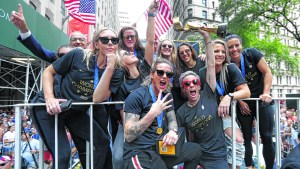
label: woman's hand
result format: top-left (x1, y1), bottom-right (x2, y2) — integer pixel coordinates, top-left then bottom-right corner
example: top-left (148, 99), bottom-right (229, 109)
top-left (45, 98), bottom-right (67, 115)
top-left (238, 100), bottom-right (251, 115)
top-left (106, 53), bottom-right (118, 69)
top-left (259, 93), bottom-right (272, 103)
top-left (162, 130), bottom-right (178, 147)
top-left (218, 95), bottom-right (231, 117)
top-left (148, 0), bottom-right (159, 14)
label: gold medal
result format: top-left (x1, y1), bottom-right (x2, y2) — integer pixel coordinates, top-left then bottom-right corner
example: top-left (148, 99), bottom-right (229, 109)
top-left (220, 96), bottom-right (224, 101)
top-left (157, 127), bottom-right (163, 134)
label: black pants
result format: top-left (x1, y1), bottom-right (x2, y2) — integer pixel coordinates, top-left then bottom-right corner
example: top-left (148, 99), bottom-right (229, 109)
top-left (237, 100), bottom-right (275, 169)
top-left (31, 96), bottom-right (112, 169)
top-left (123, 142), bottom-right (201, 169)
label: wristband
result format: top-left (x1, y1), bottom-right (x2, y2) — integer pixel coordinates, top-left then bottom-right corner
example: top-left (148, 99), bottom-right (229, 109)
top-left (148, 12), bottom-right (156, 17)
top-left (206, 41), bottom-right (212, 45)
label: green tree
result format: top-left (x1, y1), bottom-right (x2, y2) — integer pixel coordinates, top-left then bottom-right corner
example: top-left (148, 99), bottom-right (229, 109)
top-left (217, 0), bottom-right (300, 75)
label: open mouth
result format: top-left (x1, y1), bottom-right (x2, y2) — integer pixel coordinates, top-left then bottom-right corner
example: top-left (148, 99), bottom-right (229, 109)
top-left (189, 89), bottom-right (197, 97)
top-left (159, 80), bottom-right (167, 89)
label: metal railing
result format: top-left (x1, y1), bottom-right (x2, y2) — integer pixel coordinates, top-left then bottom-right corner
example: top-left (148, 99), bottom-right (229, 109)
top-left (3, 97), bottom-right (300, 169)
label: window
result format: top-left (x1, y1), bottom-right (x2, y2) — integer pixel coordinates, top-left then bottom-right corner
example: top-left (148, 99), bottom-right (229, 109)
top-left (202, 0), bottom-right (207, 7)
top-left (212, 13), bottom-right (215, 21)
top-left (202, 10), bottom-right (207, 19)
top-left (212, 1), bottom-right (215, 8)
top-left (29, 1), bottom-right (36, 10)
top-left (61, 1), bottom-right (66, 15)
top-left (188, 0), bottom-right (192, 4)
top-left (45, 14), bottom-right (50, 21)
top-left (188, 9), bottom-right (193, 17)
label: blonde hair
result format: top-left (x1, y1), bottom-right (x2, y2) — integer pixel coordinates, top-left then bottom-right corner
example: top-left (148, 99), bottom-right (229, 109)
top-left (83, 28), bottom-right (120, 69)
top-left (157, 39), bottom-right (177, 65)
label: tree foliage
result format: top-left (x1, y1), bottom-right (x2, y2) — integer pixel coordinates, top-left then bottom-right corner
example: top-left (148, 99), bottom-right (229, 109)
top-left (217, 0), bottom-right (300, 75)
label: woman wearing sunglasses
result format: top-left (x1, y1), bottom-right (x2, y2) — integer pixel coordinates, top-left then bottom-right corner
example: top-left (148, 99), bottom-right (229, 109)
top-left (112, 1), bottom-right (158, 169)
top-left (198, 39), bottom-right (250, 169)
top-left (35, 28), bottom-right (123, 169)
top-left (171, 43), bottom-right (206, 111)
top-left (156, 39), bottom-right (177, 65)
top-left (176, 29), bottom-right (229, 169)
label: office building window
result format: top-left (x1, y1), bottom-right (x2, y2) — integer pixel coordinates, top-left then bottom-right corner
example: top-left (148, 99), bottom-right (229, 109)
top-left (202, 0), bottom-right (207, 7)
top-left (188, 8), bottom-right (193, 17)
top-left (202, 10), bottom-right (207, 19)
top-left (61, 1), bottom-right (66, 15)
top-left (45, 14), bottom-right (50, 21)
top-left (188, 0), bottom-right (192, 4)
top-left (29, 1), bottom-right (36, 10)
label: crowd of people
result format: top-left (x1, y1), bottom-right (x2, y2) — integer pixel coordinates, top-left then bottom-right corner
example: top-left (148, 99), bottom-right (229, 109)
top-left (1, 0), bottom-right (299, 169)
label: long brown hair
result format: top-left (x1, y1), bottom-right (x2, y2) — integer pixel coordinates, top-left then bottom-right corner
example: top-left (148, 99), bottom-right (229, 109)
top-left (118, 26), bottom-right (145, 51)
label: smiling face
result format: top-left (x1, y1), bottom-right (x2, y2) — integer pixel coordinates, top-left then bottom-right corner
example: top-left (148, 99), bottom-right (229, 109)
top-left (160, 40), bottom-right (174, 59)
top-left (226, 38), bottom-right (243, 61)
top-left (150, 63), bottom-right (173, 94)
top-left (178, 45), bottom-right (193, 65)
top-left (182, 75), bottom-right (200, 103)
top-left (70, 31), bottom-right (87, 48)
top-left (213, 43), bottom-right (226, 66)
top-left (95, 29), bottom-right (118, 57)
top-left (123, 29), bottom-right (137, 51)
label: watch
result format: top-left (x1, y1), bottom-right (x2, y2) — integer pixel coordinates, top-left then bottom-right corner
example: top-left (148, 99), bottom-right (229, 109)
top-left (228, 93), bottom-right (234, 100)
top-left (170, 128), bottom-right (178, 134)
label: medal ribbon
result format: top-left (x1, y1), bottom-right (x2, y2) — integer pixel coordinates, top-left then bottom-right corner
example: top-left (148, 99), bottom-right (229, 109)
top-left (94, 58), bottom-right (111, 101)
top-left (216, 81), bottom-right (225, 96)
top-left (149, 83), bottom-right (164, 130)
top-left (240, 53), bottom-right (245, 78)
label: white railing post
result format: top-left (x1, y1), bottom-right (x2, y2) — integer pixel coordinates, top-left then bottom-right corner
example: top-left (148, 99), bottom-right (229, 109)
top-left (55, 114), bottom-right (58, 169)
top-left (274, 99), bottom-right (281, 168)
top-left (255, 100), bottom-right (260, 169)
top-left (15, 106), bottom-right (22, 169)
top-left (89, 105), bottom-right (94, 169)
top-left (231, 100), bottom-right (237, 169)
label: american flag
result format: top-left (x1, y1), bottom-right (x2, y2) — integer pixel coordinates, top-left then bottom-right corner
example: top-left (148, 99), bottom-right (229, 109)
top-left (154, 0), bottom-right (173, 38)
top-left (64, 0), bottom-right (96, 25)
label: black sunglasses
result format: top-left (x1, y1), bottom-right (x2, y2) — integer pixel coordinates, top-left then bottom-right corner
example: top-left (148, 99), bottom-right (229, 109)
top-left (98, 37), bottom-right (119, 45)
top-left (162, 44), bottom-right (173, 48)
top-left (124, 35), bottom-right (136, 40)
top-left (183, 79), bottom-right (200, 87)
top-left (156, 69), bottom-right (174, 78)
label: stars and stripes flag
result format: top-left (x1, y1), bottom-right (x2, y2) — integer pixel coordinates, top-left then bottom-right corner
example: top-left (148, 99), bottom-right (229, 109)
top-left (147, 0), bottom-right (173, 38)
top-left (64, 0), bottom-right (96, 25)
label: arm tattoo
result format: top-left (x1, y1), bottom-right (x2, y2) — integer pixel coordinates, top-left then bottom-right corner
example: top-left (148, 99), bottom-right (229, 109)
top-left (124, 112), bottom-right (153, 142)
top-left (166, 110), bottom-right (178, 131)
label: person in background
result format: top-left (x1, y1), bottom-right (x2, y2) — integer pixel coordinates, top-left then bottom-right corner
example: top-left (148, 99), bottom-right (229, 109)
top-left (10, 4), bottom-right (87, 63)
top-left (21, 132), bottom-right (39, 169)
top-left (2, 125), bottom-right (15, 156)
top-left (225, 34), bottom-right (275, 169)
top-left (280, 133), bottom-right (300, 169)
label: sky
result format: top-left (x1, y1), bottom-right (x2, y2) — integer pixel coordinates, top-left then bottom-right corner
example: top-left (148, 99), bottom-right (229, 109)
top-left (119, 0), bottom-right (153, 39)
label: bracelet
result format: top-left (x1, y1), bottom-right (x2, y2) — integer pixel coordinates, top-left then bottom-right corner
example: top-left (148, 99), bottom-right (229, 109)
top-left (148, 12), bottom-right (156, 17)
top-left (206, 41), bottom-right (212, 45)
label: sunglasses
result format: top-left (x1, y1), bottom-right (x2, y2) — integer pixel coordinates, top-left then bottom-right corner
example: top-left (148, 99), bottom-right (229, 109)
top-left (179, 49), bottom-right (191, 55)
top-left (124, 35), bottom-right (136, 40)
top-left (156, 69), bottom-right (174, 78)
top-left (57, 53), bottom-right (66, 58)
top-left (70, 37), bottom-right (85, 42)
top-left (162, 44), bottom-right (173, 48)
top-left (183, 79), bottom-right (200, 88)
top-left (98, 37), bottom-right (119, 45)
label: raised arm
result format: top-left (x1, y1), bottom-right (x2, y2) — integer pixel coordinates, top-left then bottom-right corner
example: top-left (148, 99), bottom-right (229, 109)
top-left (144, 0), bottom-right (159, 66)
top-left (11, 4), bottom-right (57, 63)
top-left (199, 28), bottom-right (215, 91)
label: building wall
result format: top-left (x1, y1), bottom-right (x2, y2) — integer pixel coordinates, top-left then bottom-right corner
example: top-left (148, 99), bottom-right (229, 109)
top-left (24, 0), bottom-right (121, 39)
